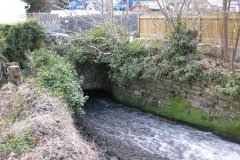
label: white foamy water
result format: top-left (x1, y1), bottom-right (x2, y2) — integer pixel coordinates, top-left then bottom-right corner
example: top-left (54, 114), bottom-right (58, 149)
top-left (79, 98), bottom-right (240, 160)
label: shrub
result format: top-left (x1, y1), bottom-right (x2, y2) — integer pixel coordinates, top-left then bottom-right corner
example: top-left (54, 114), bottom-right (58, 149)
top-left (168, 29), bottom-right (197, 56)
top-left (0, 32), bottom-right (7, 71)
top-left (63, 26), bottom-right (240, 96)
top-left (170, 62), bottom-right (203, 82)
top-left (106, 40), bottom-right (148, 82)
top-left (66, 25), bottom-right (121, 64)
top-left (0, 32), bottom-right (7, 55)
top-left (0, 20), bottom-right (46, 67)
top-left (65, 27), bottom-right (200, 83)
top-left (33, 49), bottom-right (86, 114)
top-left (214, 74), bottom-right (240, 96)
top-left (0, 32), bottom-right (7, 84)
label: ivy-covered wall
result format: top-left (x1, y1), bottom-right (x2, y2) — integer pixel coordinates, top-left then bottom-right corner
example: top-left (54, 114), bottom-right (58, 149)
top-left (75, 61), bottom-right (240, 121)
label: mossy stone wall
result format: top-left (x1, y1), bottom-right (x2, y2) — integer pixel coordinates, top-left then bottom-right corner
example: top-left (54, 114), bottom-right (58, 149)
top-left (111, 80), bottom-right (240, 121)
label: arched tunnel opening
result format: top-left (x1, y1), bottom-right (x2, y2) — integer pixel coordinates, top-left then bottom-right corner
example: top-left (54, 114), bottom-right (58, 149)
top-left (83, 89), bottom-right (113, 100)
top-left (76, 63), bottom-right (112, 95)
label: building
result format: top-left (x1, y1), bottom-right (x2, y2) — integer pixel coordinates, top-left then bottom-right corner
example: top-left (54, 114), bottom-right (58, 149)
top-left (0, 0), bottom-right (29, 24)
top-left (168, 0), bottom-right (211, 11)
top-left (129, 0), bottom-right (212, 13)
top-left (229, 0), bottom-right (240, 12)
top-left (129, 1), bottom-right (160, 13)
top-left (207, 0), bottom-right (240, 12)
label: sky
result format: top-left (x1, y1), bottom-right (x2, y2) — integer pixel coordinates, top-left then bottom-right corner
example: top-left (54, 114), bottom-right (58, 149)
top-left (0, 0), bottom-right (27, 24)
top-left (208, 0), bottom-right (222, 6)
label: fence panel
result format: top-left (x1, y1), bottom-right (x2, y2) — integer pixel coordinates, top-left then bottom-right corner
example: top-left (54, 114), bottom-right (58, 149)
top-left (27, 13), bottom-right (59, 23)
top-left (138, 13), bottom-right (240, 46)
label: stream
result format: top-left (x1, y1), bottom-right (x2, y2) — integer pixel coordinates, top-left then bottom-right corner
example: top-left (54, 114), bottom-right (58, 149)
top-left (77, 97), bottom-right (240, 160)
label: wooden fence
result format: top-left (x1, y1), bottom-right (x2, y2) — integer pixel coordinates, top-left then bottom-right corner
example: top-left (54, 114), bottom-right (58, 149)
top-left (138, 13), bottom-right (240, 45)
top-left (27, 13), bottom-right (59, 23)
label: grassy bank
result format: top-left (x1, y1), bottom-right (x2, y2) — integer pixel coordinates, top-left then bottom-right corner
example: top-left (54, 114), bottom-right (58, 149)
top-left (114, 92), bottom-right (240, 142)
top-left (0, 81), bottom-right (97, 159)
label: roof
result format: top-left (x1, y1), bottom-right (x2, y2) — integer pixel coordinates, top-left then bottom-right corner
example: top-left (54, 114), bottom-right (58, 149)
top-left (167, 0), bottom-right (186, 3)
top-left (167, 0), bottom-right (210, 4)
top-left (145, 1), bottom-right (160, 10)
top-left (207, 0), bottom-right (240, 7)
top-left (130, 2), bottom-right (160, 11)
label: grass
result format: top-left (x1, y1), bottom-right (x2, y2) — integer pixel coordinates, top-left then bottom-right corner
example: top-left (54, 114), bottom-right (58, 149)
top-left (0, 133), bottom-right (37, 154)
top-left (114, 92), bottom-right (240, 142)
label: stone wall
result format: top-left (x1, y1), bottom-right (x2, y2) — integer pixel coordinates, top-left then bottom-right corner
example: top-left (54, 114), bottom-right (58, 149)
top-left (76, 63), bottom-right (240, 121)
top-left (111, 80), bottom-right (240, 120)
top-left (76, 63), bottom-right (111, 91)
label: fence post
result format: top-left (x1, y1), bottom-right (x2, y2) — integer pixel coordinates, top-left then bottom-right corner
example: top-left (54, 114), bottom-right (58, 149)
top-left (138, 16), bottom-right (140, 37)
top-left (198, 16), bottom-right (202, 43)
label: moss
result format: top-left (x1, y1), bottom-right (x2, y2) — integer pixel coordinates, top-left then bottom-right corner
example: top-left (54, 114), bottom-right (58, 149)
top-left (114, 92), bottom-right (240, 142)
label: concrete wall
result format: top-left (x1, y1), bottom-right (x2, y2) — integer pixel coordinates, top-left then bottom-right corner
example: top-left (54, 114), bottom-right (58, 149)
top-left (60, 14), bottom-right (139, 34)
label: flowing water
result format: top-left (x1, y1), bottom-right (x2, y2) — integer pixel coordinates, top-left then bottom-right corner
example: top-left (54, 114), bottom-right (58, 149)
top-left (78, 97), bottom-right (240, 160)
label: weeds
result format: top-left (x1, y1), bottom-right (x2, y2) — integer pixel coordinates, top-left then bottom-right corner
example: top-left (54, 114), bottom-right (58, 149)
top-left (0, 133), bottom-right (36, 154)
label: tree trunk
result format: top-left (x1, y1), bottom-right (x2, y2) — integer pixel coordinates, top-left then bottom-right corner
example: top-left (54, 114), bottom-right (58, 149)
top-left (223, 0), bottom-right (229, 62)
top-left (7, 62), bottom-right (22, 86)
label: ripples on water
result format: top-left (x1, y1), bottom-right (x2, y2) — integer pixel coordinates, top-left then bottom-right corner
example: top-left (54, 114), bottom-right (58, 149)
top-left (79, 98), bottom-right (240, 160)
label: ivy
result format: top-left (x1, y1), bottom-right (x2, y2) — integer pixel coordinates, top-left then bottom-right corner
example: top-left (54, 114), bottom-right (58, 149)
top-left (0, 32), bottom-right (7, 71)
top-left (0, 20), bottom-right (46, 68)
top-left (63, 26), bottom-right (240, 96)
top-left (33, 49), bottom-right (86, 115)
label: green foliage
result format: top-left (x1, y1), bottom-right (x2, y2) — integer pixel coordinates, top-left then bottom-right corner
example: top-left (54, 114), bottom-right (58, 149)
top-left (65, 26), bottom-right (240, 96)
top-left (168, 29), bottom-right (197, 56)
top-left (115, 93), bottom-right (240, 141)
top-left (106, 41), bottom-right (149, 82)
top-left (0, 32), bottom-right (7, 55)
top-left (0, 20), bottom-right (46, 68)
top-left (33, 49), bottom-right (86, 114)
top-left (0, 32), bottom-right (8, 71)
top-left (214, 74), bottom-right (240, 96)
top-left (66, 26), bottom-right (200, 83)
top-left (66, 25), bottom-right (121, 64)
top-left (0, 133), bottom-right (37, 154)
top-left (202, 70), bottom-right (240, 96)
top-left (171, 62), bottom-right (203, 82)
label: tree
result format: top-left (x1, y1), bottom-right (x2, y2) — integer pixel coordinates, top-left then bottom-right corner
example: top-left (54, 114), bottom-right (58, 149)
top-left (24, 0), bottom-right (67, 12)
top-left (222, 0), bottom-right (229, 62)
top-left (24, 0), bottom-right (47, 12)
top-left (156, 0), bottom-right (189, 33)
